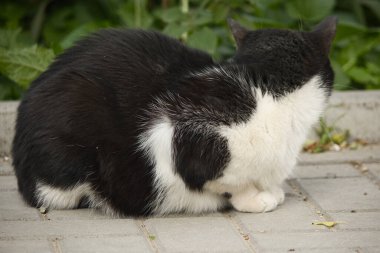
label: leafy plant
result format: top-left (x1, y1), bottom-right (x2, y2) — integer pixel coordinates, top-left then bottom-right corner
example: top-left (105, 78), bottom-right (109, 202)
top-left (303, 118), bottom-right (367, 153)
top-left (0, 0), bottom-right (379, 100)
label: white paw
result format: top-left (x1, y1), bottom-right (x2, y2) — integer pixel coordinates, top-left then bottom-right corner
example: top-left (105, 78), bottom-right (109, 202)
top-left (272, 187), bottom-right (285, 205)
top-left (252, 192), bottom-right (278, 212)
top-left (231, 191), bottom-right (278, 213)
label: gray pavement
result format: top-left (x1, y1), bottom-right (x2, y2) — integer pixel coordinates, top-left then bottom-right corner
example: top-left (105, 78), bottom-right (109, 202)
top-left (1, 145), bottom-right (380, 253)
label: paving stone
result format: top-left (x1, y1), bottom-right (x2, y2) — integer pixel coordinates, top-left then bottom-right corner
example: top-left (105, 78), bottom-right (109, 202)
top-left (293, 164), bottom-right (360, 179)
top-left (365, 247), bottom-right (380, 253)
top-left (321, 91), bottom-right (380, 143)
top-left (0, 191), bottom-right (40, 221)
top-left (0, 101), bottom-right (18, 156)
top-left (299, 144), bottom-right (380, 165)
top-left (0, 175), bottom-right (17, 191)
top-left (253, 231), bottom-right (380, 252)
top-left (0, 219), bottom-right (141, 239)
top-left (0, 239), bottom-right (51, 253)
top-left (299, 177), bottom-right (380, 211)
top-left (285, 249), bottom-right (359, 253)
top-left (282, 181), bottom-right (295, 195)
top-left (47, 208), bottom-right (112, 221)
top-left (236, 196), bottom-right (323, 233)
top-left (61, 236), bottom-right (152, 253)
top-left (264, 248), bottom-right (359, 253)
top-left (329, 212), bottom-right (380, 230)
top-left (0, 159), bottom-right (14, 175)
top-left (367, 163), bottom-right (380, 179)
top-left (144, 217), bottom-right (249, 253)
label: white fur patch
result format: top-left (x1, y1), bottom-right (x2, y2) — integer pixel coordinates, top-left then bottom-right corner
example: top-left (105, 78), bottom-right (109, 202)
top-left (35, 181), bottom-right (118, 216)
top-left (216, 75), bottom-right (326, 190)
top-left (36, 182), bottom-right (93, 209)
top-left (138, 116), bottom-right (226, 215)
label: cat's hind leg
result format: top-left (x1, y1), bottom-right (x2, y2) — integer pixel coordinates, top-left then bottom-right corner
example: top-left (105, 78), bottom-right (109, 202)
top-left (35, 182), bottom-right (95, 209)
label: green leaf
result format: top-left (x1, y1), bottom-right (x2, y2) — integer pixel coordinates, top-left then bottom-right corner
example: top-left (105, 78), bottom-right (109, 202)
top-left (117, 0), bottom-right (153, 28)
top-left (0, 28), bottom-right (21, 49)
top-left (0, 2), bottom-right (30, 29)
top-left (286, 0), bottom-right (335, 21)
top-left (0, 45), bottom-right (55, 87)
top-left (162, 23), bottom-right (188, 38)
top-left (210, 4), bottom-right (229, 24)
top-left (347, 67), bottom-right (377, 84)
top-left (335, 19), bottom-right (367, 40)
top-left (191, 9), bottom-right (213, 26)
top-left (361, 0), bottom-right (380, 21)
top-left (60, 21), bottom-right (110, 49)
top-left (155, 7), bottom-right (184, 23)
top-left (187, 27), bottom-right (218, 55)
top-left (0, 75), bottom-right (22, 100)
top-left (366, 62), bottom-right (380, 74)
top-left (331, 60), bottom-right (351, 90)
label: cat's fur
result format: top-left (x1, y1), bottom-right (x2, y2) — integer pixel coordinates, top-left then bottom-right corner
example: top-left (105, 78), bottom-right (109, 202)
top-left (12, 17), bottom-right (337, 216)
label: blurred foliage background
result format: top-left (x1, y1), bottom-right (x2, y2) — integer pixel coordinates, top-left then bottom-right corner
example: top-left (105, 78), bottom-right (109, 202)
top-left (0, 0), bottom-right (379, 100)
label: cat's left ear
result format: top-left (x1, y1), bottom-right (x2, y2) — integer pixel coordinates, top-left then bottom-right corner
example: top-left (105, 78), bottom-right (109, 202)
top-left (311, 16), bottom-right (338, 55)
top-left (228, 18), bottom-right (248, 48)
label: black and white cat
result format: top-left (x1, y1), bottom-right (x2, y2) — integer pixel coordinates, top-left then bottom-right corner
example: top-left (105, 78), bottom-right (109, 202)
top-left (12, 17), bottom-right (336, 216)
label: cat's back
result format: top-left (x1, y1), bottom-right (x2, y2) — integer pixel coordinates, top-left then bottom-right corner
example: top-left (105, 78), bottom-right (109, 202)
top-left (35, 28), bottom-right (213, 89)
top-left (21, 29), bottom-right (214, 122)
top-left (17, 28), bottom-right (214, 140)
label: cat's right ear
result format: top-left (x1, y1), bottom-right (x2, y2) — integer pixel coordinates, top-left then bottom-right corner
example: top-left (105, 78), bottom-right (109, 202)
top-left (311, 16), bottom-right (338, 55)
top-left (228, 18), bottom-right (248, 48)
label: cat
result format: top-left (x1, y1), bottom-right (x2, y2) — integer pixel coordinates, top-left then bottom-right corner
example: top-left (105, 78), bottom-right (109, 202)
top-left (12, 17), bottom-right (337, 217)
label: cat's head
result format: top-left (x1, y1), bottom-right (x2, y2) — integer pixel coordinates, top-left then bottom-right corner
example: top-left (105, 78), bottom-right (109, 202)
top-left (228, 17), bottom-right (337, 96)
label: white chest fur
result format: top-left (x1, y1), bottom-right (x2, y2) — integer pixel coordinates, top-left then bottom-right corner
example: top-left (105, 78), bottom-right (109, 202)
top-left (217, 75), bottom-right (327, 189)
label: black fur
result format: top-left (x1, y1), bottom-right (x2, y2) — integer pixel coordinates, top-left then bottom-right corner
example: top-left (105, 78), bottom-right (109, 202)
top-left (13, 29), bottom-right (214, 215)
top-left (13, 19), bottom-right (336, 216)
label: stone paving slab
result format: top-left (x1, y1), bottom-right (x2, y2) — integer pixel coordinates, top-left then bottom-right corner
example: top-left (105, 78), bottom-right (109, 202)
top-left (0, 101), bottom-right (18, 156)
top-left (321, 90), bottom-right (380, 143)
top-left (0, 220), bottom-right (141, 240)
top-left (0, 191), bottom-right (40, 221)
top-left (329, 212), bottom-right (380, 230)
top-left (0, 148), bottom-right (379, 252)
top-left (299, 177), bottom-right (380, 211)
top-left (47, 209), bottom-right (113, 221)
top-left (293, 163), bottom-right (361, 179)
top-left (60, 236), bottom-right (153, 253)
top-left (0, 157), bottom-right (13, 175)
top-left (0, 240), bottom-right (52, 253)
top-left (367, 163), bottom-right (380, 179)
top-left (0, 175), bottom-right (17, 190)
top-left (143, 216), bottom-right (250, 253)
top-left (253, 231), bottom-right (380, 252)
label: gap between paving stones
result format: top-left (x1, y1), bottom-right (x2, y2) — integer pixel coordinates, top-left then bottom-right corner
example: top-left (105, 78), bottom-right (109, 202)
top-left (287, 179), bottom-right (335, 224)
top-left (49, 237), bottom-right (63, 253)
top-left (222, 212), bottom-right (258, 252)
top-left (135, 219), bottom-right (160, 253)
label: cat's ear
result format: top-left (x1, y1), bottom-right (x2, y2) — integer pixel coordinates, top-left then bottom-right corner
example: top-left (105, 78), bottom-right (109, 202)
top-left (228, 18), bottom-right (248, 48)
top-left (311, 16), bottom-right (338, 55)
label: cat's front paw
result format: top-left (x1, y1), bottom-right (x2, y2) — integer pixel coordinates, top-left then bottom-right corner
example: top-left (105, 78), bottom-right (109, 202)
top-left (231, 191), bottom-right (278, 213)
top-left (271, 187), bottom-right (285, 205)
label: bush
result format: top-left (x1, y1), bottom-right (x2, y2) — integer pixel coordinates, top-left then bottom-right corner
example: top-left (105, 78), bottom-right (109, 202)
top-left (0, 0), bottom-right (379, 100)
